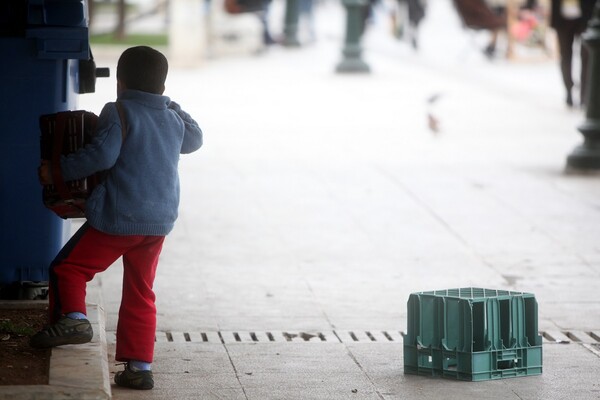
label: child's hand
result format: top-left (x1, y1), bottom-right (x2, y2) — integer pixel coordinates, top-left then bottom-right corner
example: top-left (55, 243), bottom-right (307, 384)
top-left (38, 160), bottom-right (53, 185)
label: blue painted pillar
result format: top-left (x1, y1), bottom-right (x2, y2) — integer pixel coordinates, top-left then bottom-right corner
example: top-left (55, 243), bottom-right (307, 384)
top-left (0, 0), bottom-right (92, 291)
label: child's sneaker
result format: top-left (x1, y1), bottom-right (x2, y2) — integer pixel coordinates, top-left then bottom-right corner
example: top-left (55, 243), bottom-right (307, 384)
top-left (114, 363), bottom-right (154, 390)
top-left (30, 316), bottom-right (93, 348)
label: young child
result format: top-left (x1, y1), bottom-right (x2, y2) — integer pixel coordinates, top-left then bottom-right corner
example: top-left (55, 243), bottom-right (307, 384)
top-left (31, 46), bottom-right (203, 390)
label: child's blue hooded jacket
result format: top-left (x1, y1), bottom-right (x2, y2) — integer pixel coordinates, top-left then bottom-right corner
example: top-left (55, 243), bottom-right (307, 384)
top-left (60, 89), bottom-right (203, 236)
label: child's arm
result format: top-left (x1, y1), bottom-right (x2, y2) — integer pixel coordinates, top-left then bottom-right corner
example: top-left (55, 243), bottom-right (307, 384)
top-left (168, 101), bottom-right (203, 154)
top-left (60, 104), bottom-right (123, 181)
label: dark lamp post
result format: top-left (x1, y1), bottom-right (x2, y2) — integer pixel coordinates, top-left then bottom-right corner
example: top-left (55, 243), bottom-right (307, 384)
top-left (282, 0), bottom-right (301, 47)
top-left (336, 0), bottom-right (370, 73)
top-left (567, 2), bottom-right (600, 170)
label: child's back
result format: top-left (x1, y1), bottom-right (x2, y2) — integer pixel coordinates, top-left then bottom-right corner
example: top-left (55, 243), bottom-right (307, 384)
top-left (31, 46), bottom-right (203, 391)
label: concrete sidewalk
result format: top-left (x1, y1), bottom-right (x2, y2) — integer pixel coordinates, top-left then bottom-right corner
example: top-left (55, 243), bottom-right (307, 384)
top-left (0, 287), bottom-right (110, 399)
top-left (6, 0), bottom-right (600, 398)
top-left (99, 3), bottom-right (599, 396)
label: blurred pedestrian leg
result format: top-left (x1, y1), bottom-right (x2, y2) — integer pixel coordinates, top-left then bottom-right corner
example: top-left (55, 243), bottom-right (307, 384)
top-left (396, 0), bottom-right (426, 48)
top-left (550, 0), bottom-right (596, 107)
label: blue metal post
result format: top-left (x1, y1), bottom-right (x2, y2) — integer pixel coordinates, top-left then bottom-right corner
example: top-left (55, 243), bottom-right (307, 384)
top-left (0, 0), bottom-right (92, 291)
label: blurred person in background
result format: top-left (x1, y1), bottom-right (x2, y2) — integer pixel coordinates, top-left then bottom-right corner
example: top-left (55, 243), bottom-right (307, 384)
top-left (396, 0), bottom-right (427, 48)
top-left (299, 0), bottom-right (316, 43)
top-left (452, 0), bottom-right (506, 57)
top-left (550, 0), bottom-right (597, 107)
top-left (224, 0), bottom-right (275, 46)
top-left (258, 0), bottom-right (276, 45)
top-left (362, 0), bottom-right (381, 34)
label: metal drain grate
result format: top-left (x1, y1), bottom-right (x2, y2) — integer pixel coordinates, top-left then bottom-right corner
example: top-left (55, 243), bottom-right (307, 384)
top-left (105, 330), bottom-right (600, 345)
top-left (541, 330), bottom-right (600, 344)
top-left (105, 330), bottom-right (405, 344)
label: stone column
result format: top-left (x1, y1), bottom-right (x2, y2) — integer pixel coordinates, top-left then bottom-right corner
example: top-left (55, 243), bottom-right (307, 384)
top-left (169, 0), bottom-right (206, 67)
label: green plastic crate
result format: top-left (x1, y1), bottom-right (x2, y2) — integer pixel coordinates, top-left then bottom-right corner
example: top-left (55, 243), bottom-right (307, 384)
top-left (403, 288), bottom-right (542, 381)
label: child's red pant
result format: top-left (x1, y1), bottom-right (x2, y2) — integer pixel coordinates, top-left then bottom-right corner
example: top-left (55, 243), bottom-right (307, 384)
top-left (49, 223), bottom-right (165, 363)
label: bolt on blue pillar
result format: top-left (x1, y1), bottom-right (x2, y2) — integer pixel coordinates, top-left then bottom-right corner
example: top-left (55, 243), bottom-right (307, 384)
top-left (0, 0), bottom-right (91, 290)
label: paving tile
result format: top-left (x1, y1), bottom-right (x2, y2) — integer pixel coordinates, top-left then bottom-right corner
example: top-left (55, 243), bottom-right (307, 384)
top-left (347, 342), bottom-right (600, 400)
top-left (226, 343), bottom-right (383, 399)
top-left (225, 343), bottom-right (362, 374)
top-left (107, 343), bottom-right (244, 400)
